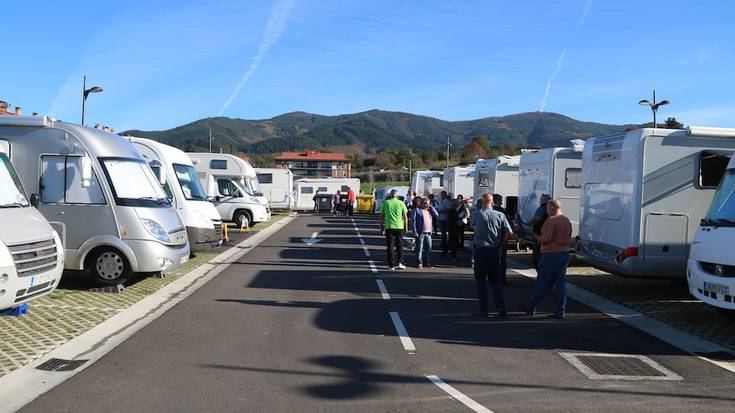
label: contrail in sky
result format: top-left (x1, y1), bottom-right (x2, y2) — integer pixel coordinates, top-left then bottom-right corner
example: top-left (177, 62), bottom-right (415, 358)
top-left (540, 0), bottom-right (592, 112)
top-left (218, 0), bottom-right (297, 115)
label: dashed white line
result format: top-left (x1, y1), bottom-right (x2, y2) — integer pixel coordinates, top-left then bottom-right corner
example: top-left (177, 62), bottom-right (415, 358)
top-left (426, 375), bottom-right (493, 413)
top-left (376, 279), bottom-right (391, 300)
top-left (358, 238), bottom-right (365, 245)
top-left (362, 246), bottom-right (371, 257)
top-left (368, 260), bottom-right (378, 273)
top-left (389, 311), bottom-right (416, 352)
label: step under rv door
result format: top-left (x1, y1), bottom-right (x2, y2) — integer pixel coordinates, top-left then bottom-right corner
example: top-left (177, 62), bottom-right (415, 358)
top-left (642, 213), bottom-right (688, 277)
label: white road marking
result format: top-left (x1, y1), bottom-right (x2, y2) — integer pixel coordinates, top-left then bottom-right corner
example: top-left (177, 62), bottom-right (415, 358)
top-left (310, 231), bottom-right (318, 239)
top-left (376, 279), bottom-right (390, 300)
top-left (362, 246), bottom-right (371, 257)
top-left (359, 238), bottom-right (365, 245)
top-left (368, 260), bottom-right (378, 273)
top-left (389, 311), bottom-right (416, 352)
top-left (301, 231), bottom-right (322, 246)
top-left (426, 375), bottom-right (493, 413)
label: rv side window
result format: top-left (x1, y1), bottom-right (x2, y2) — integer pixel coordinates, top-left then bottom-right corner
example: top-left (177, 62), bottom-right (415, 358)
top-left (318, 186), bottom-right (328, 192)
top-left (699, 152), bottom-right (731, 189)
top-left (40, 156), bottom-right (65, 203)
top-left (41, 155), bottom-right (105, 204)
top-left (301, 187), bottom-right (313, 194)
top-left (341, 185), bottom-right (349, 192)
top-left (65, 156), bottom-right (105, 204)
top-left (257, 173), bottom-right (273, 184)
top-left (564, 168), bottom-right (582, 189)
top-left (210, 160), bottom-right (228, 170)
top-left (217, 179), bottom-right (239, 197)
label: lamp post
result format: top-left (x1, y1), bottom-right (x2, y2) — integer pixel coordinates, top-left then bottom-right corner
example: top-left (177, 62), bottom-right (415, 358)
top-left (81, 75), bottom-right (103, 126)
top-left (445, 136), bottom-right (452, 169)
top-left (639, 89), bottom-right (669, 128)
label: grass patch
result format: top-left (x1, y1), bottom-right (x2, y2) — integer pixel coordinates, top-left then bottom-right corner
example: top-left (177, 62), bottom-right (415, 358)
top-left (361, 181), bottom-right (410, 194)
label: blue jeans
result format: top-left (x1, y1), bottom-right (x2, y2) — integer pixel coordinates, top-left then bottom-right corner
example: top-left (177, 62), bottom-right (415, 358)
top-left (529, 252), bottom-right (569, 315)
top-left (473, 247), bottom-right (505, 312)
top-left (417, 233), bottom-right (432, 265)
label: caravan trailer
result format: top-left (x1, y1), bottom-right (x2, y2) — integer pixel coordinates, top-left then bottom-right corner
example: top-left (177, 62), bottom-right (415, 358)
top-left (474, 155), bottom-right (520, 215)
top-left (0, 116), bottom-right (190, 285)
top-left (444, 165), bottom-right (476, 199)
top-left (129, 138), bottom-right (223, 251)
top-left (516, 147), bottom-right (581, 244)
top-left (422, 171), bottom-right (444, 196)
top-left (293, 178), bottom-right (360, 211)
top-left (578, 127), bottom-right (735, 279)
top-left (188, 153), bottom-right (271, 228)
top-left (410, 171), bottom-right (433, 196)
top-left (255, 167), bottom-right (294, 210)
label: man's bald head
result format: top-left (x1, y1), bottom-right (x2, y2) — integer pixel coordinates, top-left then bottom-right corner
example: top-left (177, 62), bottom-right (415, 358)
top-left (482, 193), bottom-right (494, 208)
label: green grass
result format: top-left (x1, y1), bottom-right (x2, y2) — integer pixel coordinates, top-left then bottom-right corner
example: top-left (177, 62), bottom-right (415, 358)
top-left (361, 181), bottom-right (410, 194)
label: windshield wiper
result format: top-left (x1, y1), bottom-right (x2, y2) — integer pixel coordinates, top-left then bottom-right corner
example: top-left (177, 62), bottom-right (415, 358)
top-left (701, 218), bottom-right (735, 228)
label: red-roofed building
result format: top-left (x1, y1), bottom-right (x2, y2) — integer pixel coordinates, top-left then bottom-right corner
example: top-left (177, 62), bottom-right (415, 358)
top-left (274, 150), bottom-right (351, 178)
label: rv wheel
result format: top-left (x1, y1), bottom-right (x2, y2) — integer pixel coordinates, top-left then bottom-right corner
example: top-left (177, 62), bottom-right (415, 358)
top-left (89, 248), bottom-right (131, 286)
top-left (233, 211), bottom-right (252, 228)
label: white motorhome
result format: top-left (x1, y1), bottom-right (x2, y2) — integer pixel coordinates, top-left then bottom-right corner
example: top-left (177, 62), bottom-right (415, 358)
top-left (0, 116), bottom-right (189, 285)
top-left (474, 155), bottom-right (520, 213)
top-left (444, 165), bottom-right (476, 200)
top-left (688, 153), bottom-right (735, 311)
top-left (293, 178), bottom-right (360, 211)
top-left (0, 146), bottom-right (64, 310)
top-left (374, 185), bottom-right (409, 212)
top-left (422, 171), bottom-right (444, 196)
top-left (255, 167), bottom-right (294, 210)
top-left (410, 171), bottom-right (433, 196)
top-left (188, 153), bottom-right (271, 228)
top-left (129, 138), bottom-right (223, 251)
top-left (516, 146), bottom-right (581, 244)
top-left (578, 127), bottom-right (735, 279)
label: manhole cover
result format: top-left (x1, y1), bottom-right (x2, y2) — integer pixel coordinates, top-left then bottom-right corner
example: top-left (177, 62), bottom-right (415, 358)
top-left (560, 353), bottom-right (682, 381)
top-left (36, 358), bottom-right (88, 372)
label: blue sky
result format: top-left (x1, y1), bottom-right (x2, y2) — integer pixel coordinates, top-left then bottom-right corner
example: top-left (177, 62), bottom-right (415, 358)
top-left (3, 0), bottom-right (734, 131)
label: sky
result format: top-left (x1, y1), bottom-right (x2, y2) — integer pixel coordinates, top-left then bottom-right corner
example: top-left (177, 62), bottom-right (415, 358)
top-left (2, 0), bottom-right (735, 131)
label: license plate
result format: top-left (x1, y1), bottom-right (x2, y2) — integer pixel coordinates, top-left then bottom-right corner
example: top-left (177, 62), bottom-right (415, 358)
top-left (180, 255), bottom-right (189, 265)
top-left (29, 273), bottom-right (50, 288)
top-left (704, 281), bottom-right (730, 296)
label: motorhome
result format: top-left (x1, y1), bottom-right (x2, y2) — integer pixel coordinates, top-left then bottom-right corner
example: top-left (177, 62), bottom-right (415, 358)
top-left (410, 171), bottom-right (433, 196)
top-left (188, 153), bottom-right (271, 228)
top-left (474, 155), bottom-right (520, 214)
top-left (422, 171), bottom-right (444, 196)
top-left (374, 185), bottom-right (409, 212)
top-left (0, 116), bottom-right (189, 285)
top-left (293, 178), bottom-right (360, 211)
top-left (444, 165), bottom-right (476, 199)
top-left (688, 153), bottom-right (735, 311)
top-left (129, 138), bottom-right (223, 251)
top-left (0, 145), bottom-right (64, 310)
top-left (578, 127), bottom-right (735, 279)
top-left (255, 167), bottom-right (294, 210)
top-left (516, 146), bottom-right (581, 244)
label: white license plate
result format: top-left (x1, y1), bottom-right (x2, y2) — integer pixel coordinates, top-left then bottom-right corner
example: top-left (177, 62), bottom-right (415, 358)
top-left (180, 255), bottom-right (189, 265)
top-left (704, 281), bottom-right (730, 296)
top-left (29, 273), bottom-right (50, 288)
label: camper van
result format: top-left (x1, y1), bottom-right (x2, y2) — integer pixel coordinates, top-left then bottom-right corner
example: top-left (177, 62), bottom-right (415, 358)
top-left (0, 145), bottom-right (64, 310)
top-left (688, 152), bottom-right (735, 311)
top-left (444, 165), bottom-right (476, 199)
top-left (474, 155), bottom-right (520, 214)
top-left (410, 171), bottom-right (433, 196)
top-left (188, 153), bottom-right (271, 228)
top-left (129, 138), bottom-right (223, 251)
top-left (516, 147), bottom-right (581, 244)
top-left (422, 171), bottom-right (444, 196)
top-left (293, 178), bottom-right (360, 211)
top-left (255, 167), bottom-right (294, 210)
top-left (0, 116), bottom-right (190, 285)
top-left (578, 127), bottom-right (735, 279)
top-left (374, 185), bottom-right (409, 212)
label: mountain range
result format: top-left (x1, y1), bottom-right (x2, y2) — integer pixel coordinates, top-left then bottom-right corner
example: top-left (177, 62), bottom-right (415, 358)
top-left (123, 110), bottom-right (635, 156)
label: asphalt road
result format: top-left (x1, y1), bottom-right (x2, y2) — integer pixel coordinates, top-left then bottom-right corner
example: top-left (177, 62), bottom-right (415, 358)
top-left (20, 214), bottom-right (735, 412)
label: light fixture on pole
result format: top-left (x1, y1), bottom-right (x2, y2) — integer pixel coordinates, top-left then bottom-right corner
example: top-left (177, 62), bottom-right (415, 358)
top-left (81, 75), bottom-right (103, 126)
top-left (446, 136), bottom-right (452, 169)
top-left (638, 89), bottom-right (669, 128)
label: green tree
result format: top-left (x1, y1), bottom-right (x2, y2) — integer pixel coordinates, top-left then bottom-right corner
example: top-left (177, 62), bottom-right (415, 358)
top-left (664, 117), bottom-right (685, 129)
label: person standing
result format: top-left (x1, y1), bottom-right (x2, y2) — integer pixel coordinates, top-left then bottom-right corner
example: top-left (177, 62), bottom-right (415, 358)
top-left (531, 194), bottom-right (551, 271)
top-left (380, 190), bottom-right (408, 270)
top-left (437, 191), bottom-right (451, 257)
top-left (405, 191), bottom-right (414, 208)
top-left (527, 199), bottom-right (572, 319)
top-left (312, 190), bottom-right (320, 213)
top-left (471, 193), bottom-right (512, 317)
top-left (456, 194), bottom-right (470, 250)
top-left (346, 187), bottom-right (356, 216)
top-left (411, 198), bottom-right (438, 269)
top-left (492, 194), bottom-right (510, 285)
top-left (447, 198), bottom-right (461, 260)
top-left (332, 190), bottom-right (341, 216)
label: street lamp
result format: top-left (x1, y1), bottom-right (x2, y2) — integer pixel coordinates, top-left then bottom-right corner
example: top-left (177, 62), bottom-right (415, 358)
top-left (639, 89), bottom-right (669, 128)
top-left (81, 75), bottom-right (103, 126)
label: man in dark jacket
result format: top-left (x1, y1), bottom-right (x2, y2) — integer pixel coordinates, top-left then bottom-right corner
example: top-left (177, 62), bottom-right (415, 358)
top-left (411, 198), bottom-right (438, 269)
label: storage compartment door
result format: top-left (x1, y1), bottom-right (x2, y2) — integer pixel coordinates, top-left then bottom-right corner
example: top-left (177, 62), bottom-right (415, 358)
top-left (643, 213), bottom-right (688, 277)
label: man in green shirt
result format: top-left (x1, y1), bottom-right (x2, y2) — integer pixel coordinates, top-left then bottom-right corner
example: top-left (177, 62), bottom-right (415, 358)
top-left (380, 189), bottom-right (409, 270)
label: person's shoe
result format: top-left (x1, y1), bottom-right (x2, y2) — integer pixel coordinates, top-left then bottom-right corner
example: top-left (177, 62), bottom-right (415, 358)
top-left (389, 267), bottom-right (397, 271)
top-left (417, 264), bottom-right (423, 269)
top-left (397, 263), bottom-right (406, 270)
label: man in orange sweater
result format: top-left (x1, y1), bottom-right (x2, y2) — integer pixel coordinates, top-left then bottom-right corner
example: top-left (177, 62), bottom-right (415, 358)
top-left (527, 199), bottom-right (572, 319)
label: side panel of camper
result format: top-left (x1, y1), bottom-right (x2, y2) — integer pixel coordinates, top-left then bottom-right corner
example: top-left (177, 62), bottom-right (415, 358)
top-left (294, 178), bottom-right (360, 210)
top-left (551, 151), bottom-right (582, 239)
top-left (517, 151), bottom-right (554, 242)
top-left (256, 168), bottom-right (294, 210)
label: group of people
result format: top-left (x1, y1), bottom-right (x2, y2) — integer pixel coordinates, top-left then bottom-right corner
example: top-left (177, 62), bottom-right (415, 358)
top-left (313, 187), bottom-right (357, 216)
top-left (379, 189), bottom-right (572, 319)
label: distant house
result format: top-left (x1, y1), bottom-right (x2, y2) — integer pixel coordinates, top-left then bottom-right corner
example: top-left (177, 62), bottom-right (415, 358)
top-left (274, 150), bottom-right (351, 178)
top-left (0, 101), bottom-right (21, 116)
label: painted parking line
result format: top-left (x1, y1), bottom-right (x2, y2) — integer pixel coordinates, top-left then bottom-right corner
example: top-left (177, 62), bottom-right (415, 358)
top-left (426, 375), bottom-right (493, 413)
top-left (368, 260), bottom-right (378, 273)
top-left (376, 279), bottom-right (391, 300)
top-left (362, 246), bottom-right (371, 257)
top-left (359, 238), bottom-right (365, 245)
top-left (389, 311), bottom-right (416, 352)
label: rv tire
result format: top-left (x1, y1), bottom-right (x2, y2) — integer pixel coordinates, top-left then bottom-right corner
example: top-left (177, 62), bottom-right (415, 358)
top-left (233, 210), bottom-right (252, 228)
top-left (87, 247), bottom-right (132, 286)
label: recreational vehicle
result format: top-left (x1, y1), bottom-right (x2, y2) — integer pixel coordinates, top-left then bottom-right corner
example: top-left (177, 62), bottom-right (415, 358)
top-left (374, 185), bottom-right (409, 212)
top-left (422, 171), bottom-right (444, 196)
top-left (578, 127), bottom-right (735, 279)
top-left (444, 165), bottom-right (476, 199)
top-left (516, 146), bottom-right (581, 244)
top-left (188, 153), bottom-right (271, 228)
top-left (129, 138), bottom-right (223, 251)
top-left (293, 178), bottom-right (360, 211)
top-left (410, 171), bottom-right (433, 196)
top-left (0, 116), bottom-right (190, 285)
top-left (474, 155), bottom-right (520, 214)
top-left (0, 145), bottom-right (64, 310)
top-left (255, 167), bottom-right (294, 210)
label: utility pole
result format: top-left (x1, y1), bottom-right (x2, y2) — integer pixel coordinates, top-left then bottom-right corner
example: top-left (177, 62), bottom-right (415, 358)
top-left (209, 129), bottom-right (213, 153)
top-left (445, 136), bottom-right (451, 169)
top-left (408, 149), bottom-right (413, 183)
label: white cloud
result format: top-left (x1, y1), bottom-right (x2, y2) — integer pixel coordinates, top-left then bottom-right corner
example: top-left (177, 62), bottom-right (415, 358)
top-left (671, 105), bottom-right (735, 127)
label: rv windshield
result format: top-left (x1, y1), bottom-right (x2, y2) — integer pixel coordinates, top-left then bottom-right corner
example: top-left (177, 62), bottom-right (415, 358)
top-left (100, 158), bottom-right (170, 208)
top-left (235, 178), bottom-right (255, 196)
top-left (0, 154), bottom-right (29, 208)
top-left (703, 169), bottom-right (735, 225)
top-left (173, 164), bottom-right (206, 201)
top-left (243, 177), bottom-right (262, 196)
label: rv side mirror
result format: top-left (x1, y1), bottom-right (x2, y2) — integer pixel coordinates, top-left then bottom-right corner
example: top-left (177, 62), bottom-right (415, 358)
top-left (80, 154), bottom-right (93, 188)
top-left (29, 193), bottom-right (39, 208)
top-left (149, 161), bottom-right (166, 186)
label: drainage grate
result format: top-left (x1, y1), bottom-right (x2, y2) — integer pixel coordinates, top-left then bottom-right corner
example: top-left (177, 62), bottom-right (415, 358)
top-left (36, 358), bottom-right (88, 372)
top-left (560, 353), bottom-right (682, 381)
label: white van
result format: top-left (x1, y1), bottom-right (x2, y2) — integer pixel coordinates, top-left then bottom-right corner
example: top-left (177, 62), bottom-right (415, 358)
top-left (578, 127), bottom-right (735, 279)
top-left (516, 147), bottom-right (581, 244)
top-left (688, 153), bottom-right (735, 311)
top-left (374, 185), bottom-right (409, 212)
top-left (255, 167), bottom-right (294, 210)
top-left (443, 165), bottom-right (476, 200)
top-left (293, 178), bottom-right (360, 211)
top-left (129, 138), bottom-right (223, 251)
top-left (422, 171), bottom-right (444, 196)
top-left (188, 153), bottom-right (271, 228)
top-left (0, 146), bottom-right (64, 310)
top-left (0, 116), bottom-right (189, 285)
top-left (410, 171), bottom-right (433, 196)
top-left (474, 155), bottom-right (520, 212)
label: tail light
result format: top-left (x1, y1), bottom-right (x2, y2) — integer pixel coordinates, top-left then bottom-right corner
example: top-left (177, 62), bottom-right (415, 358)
top-left (616, 247), bottom-right (638, 263)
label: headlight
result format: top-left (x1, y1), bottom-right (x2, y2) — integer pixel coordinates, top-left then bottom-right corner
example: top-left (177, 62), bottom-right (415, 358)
top-left (140, 219), bottom-right (171, 243)
top-left (0, 241), bottom-right (12, 268)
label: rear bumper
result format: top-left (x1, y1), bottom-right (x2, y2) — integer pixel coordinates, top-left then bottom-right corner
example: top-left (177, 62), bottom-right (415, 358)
top-left (688, 259), bottom-right (735, 310)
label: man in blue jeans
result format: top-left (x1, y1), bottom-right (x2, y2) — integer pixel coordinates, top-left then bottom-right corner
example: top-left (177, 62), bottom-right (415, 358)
top-left (411, 197), bottom-right (438, 269)
top-left (470, 193), bottom-right (512, 317)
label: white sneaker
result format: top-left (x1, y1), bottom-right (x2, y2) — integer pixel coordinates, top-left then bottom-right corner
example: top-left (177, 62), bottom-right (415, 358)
top-left (397, 263), bottom-right (406, 270)
top-left (389, 267), bottom-right (397, 271)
